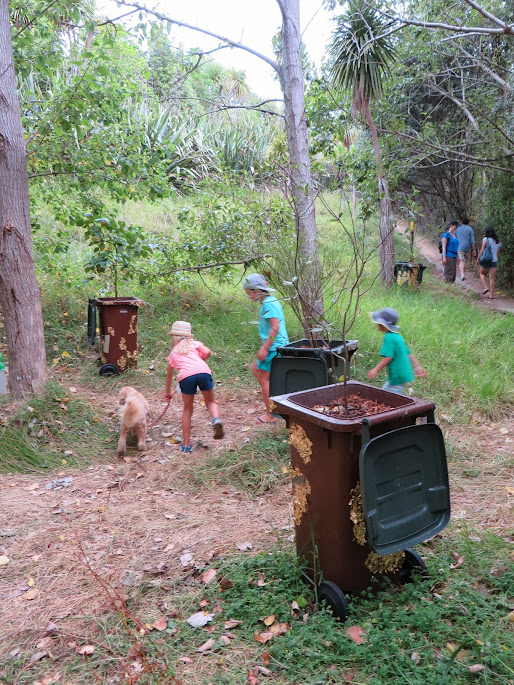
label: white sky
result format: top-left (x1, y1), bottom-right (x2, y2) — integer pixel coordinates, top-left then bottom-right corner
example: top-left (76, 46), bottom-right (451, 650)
top-left (100, 1), bottom-right (334, 99)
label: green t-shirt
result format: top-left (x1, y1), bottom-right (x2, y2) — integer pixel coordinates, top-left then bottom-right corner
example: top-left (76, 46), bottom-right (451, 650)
top-left (379, 332), bottom-right (414, 386)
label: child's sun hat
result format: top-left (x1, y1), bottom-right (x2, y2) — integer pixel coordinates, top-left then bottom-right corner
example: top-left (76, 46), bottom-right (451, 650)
top-left (169, 321), bottom-right (192, 337)
top-left (243, 273), bottom-right (275, 292)
top-left (370, 308), bottom-right (400, 332)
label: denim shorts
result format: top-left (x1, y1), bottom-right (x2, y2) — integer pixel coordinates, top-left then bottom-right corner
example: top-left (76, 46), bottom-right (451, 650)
top-left (179, 373), bottom-right (214, 395)
top-left (382, 380), bottom-right (404, 395)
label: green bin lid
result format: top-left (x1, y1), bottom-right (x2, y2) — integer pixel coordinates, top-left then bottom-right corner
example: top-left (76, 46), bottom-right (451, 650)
top-left (359, 424), bottom-right (450, 555)
top-left (269, 356), bottom-right (329, 397)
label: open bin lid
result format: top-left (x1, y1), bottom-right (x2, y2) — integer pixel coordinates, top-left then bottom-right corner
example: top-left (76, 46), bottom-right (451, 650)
top-left (270, 356), bottom-right (328, 397)
top-left (359, 424), bottom-right (450, 555)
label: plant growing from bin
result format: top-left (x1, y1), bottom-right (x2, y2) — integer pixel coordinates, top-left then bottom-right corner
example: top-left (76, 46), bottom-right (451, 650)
top-left (79, 212), bottom-right (155, 297)
top-left (262, 192), bottom-right (382, 410)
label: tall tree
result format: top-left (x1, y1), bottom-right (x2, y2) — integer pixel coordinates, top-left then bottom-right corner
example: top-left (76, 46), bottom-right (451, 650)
top-left (117, 0), bottom-right (324, 332)
top-left (329, 0), bottom-right (398, 285)
top-left (0, 0), bottom-right (47, 399)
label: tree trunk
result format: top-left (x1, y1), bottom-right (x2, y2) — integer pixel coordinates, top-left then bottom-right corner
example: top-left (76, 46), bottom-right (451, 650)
top-left (277, 0), bottom-right (324, 334)
top-left (0, 2), bottom-right (47, 399)
top-left (362, 99), bottom-right (394, 285)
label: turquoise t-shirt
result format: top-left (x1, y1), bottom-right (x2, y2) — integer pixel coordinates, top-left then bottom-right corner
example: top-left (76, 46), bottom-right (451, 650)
top-left (259, 295), bottom-right (289, 352)
top-left (380, 332), bottom-right (414, 386)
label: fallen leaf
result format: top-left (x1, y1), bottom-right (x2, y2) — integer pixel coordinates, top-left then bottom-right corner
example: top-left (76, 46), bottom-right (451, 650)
top-left (77, 644), bottom-right (95, 655)
top-left (45, 622), bottom-right (58, 634)
top-left (152, 618), bottom-right (167, 631)
top-left (196, 638), bottom-right (215, 653)
top-left (506, 486), bottom-right (514, 495)
top-left (262, 652), bottom-right (270, 666)
top-left (411, 651), bottom-right (421, 664)
top-left (37, 636), bottom-right (55, 650)
top-left (28, 577), bottom-right (35, 587)
top-left (469, 664), bottom-right (485, 673)
top-left (29, 651), bottom-right (49, 664)
top-left (291, 600), bottom-right (300, 617)
top-left (199, 599), bottom-right (209, 608)
top-left (450, 552), bottom-right (465, 569)
top-left (180, 552), bottom-right (193, 566)
top-left (219, 635), bottom-right (231, 646)
top-left (224, 619), bottom-right (243, 629)
top-left (269, 622), bottom-right (290, 635)
top-left (254, 630), bottom-right (274, 644)
top-left (180, 655), bottom-right (193, 663)
top-left (345, 625), bottom-right (365, 645)
top-left (237, 541), bottom-right (253, 551)
top-left (187, 611), bottom-right (214, 628)
top-left (263, 614), bottom-right (275, 627)
top-left (257, 666), bottom-right (272, 676)
top-left (219, 577), bottom-right (233, 591)
top-left (24, 589), bottom-right (39, 600)
top-left (201, 569), bottom-right (216, 585)
top-left (508, 611), bottom-right (514, 622)
top-left (247, 667), bottom-right (259, 684)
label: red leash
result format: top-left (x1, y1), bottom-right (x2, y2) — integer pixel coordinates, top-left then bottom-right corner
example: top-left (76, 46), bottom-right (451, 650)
top-left (151, 398), bottom-right (170, 426)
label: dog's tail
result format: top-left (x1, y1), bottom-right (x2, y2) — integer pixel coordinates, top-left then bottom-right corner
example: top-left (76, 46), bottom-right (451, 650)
top-left (120, 395), bottom-right (145, 427)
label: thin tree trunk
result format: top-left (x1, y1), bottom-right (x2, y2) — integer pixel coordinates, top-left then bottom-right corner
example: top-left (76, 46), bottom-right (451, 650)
top-left (362, 99), bottom-right (395, 285)
top-left (0, 1), bottom-right (47, 399)
top-left (277, 0), bottom-right (324, 333)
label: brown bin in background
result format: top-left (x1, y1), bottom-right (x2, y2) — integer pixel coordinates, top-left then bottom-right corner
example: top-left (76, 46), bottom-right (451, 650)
top-left (89, 297), bottom-right (143, 376)
top-left (271, 381), bottom-right (444, 618)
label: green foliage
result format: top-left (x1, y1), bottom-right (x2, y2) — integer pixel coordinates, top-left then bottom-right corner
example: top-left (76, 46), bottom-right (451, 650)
top-left (182, 433), bottom-right (289, 494)
top-left (0, 380), bottom-right (112, 472)
top-left (329, 0), bottom-right (398, 106)
top-left (485, 170), bottom-right (514, 289)
top-left (79, 213), bottom-right (155, 296)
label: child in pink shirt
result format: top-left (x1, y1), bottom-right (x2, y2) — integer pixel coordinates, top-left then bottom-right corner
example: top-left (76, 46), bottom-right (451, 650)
top-left (165, 321), bottom-right (224, 453)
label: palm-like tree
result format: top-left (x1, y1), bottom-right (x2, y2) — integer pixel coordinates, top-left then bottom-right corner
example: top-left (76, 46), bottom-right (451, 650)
top-left (329, 0), bottom-right (398, 285)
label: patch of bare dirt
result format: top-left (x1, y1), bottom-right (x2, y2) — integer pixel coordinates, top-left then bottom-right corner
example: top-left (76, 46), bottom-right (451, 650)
top-left (0, 383), bottom-right (512, 664)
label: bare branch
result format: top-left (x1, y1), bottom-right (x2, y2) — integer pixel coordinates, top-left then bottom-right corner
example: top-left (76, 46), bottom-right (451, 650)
top-left (367, 1), bottom-right (514, 36)
top-left (115, 0), bottom-right (279, 71)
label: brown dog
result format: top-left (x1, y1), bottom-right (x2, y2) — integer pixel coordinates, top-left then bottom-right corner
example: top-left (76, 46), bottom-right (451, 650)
top-left (117, 386), bottom-right (150, 458)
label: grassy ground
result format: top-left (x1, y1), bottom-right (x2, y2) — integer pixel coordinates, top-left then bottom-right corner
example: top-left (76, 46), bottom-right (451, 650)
top-left (0, 192), bottom-right (513, 684)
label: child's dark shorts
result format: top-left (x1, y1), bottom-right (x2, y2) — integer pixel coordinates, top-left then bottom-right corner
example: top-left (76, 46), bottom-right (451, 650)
top-left (179, 373), bottom-right (214, 395)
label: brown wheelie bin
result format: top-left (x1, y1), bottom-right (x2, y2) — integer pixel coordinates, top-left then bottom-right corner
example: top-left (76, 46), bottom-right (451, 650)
top-left (88, 297), bottom-right (144, 376)
top-left (271, 380), bottom-right (450, 620)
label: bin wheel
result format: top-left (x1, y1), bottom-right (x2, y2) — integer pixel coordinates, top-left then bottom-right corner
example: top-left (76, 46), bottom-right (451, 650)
top-left (398, 548), bottom-right (428, 584)
top-left (318, 581), bottom-right (349, 621)
top-left (99, 363), bottom-right (119, 377)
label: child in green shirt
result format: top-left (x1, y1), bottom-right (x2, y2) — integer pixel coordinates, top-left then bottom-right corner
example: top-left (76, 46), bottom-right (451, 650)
top-left (367, 308), bottom-right (426, 394)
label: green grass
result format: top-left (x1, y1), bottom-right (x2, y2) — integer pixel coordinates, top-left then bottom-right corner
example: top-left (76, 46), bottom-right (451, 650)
top-left (181, 432), bottom-right (290, 494)
top-left (0, 380), bottom-right (113, 472)
top-left (4, 527), bottom-right (511, 684)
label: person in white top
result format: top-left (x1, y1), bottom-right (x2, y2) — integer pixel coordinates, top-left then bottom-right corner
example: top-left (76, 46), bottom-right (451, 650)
top-left (476, 228), bottom-right (501, 299)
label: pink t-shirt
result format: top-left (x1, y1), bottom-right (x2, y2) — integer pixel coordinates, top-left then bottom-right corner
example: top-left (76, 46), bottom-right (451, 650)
top-left (168, 340), bottom-right (212, 382)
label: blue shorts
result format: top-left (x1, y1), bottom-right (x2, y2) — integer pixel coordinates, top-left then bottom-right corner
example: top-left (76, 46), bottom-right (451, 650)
top-left (179, 373), bottom-right (214, 395)
top-left (382, 380), bottom-right (404, 395)
top-left (256, 349), bottom-right (278, 373)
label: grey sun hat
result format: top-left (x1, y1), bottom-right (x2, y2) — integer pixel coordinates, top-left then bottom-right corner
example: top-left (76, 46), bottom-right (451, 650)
top-left (370, 307), bottom-right (400, 333)
top-left (243, 273), bottom-right (275, 292)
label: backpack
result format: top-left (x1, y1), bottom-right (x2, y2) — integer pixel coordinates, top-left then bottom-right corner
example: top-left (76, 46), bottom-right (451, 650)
top-left (438, 232), bottom-right (450, 254)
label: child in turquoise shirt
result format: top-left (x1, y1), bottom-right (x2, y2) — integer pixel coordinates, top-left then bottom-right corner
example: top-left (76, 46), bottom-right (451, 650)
top-left (367, 308), bottom-right (426, 394)
top-left (243, 273), bottom-right (289, 423)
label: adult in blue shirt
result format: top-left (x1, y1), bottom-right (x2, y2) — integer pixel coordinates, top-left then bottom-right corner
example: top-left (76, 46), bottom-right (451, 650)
top-left (243, 273), bottom-right (289, 424)
top-left (442, 221), bottom-right (459, 283)
top-left (455, 217), bottom-right (476, 281)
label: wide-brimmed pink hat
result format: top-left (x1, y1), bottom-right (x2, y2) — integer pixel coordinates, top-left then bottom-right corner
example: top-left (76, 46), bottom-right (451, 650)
top-left (169, 321), bottom-right (192, 337)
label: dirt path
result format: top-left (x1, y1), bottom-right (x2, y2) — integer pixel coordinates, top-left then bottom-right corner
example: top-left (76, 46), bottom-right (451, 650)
top-left (396, 222), bottom-right (514, 315)
top-left (0, 383), bottom-right (512, 663)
